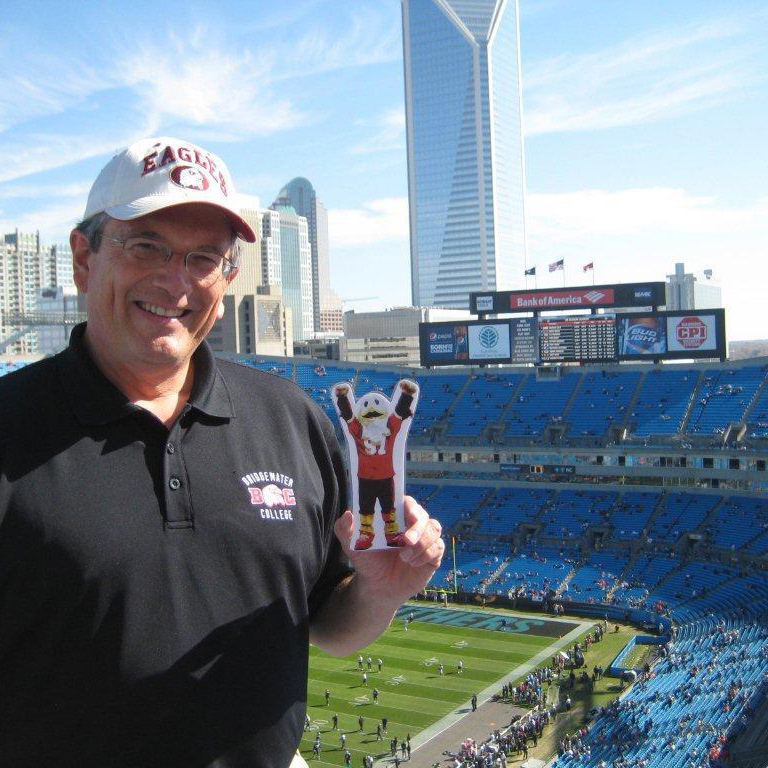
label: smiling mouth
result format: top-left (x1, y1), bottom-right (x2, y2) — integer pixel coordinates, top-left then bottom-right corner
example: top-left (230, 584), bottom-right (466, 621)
top-left (135, 301), bottom-right (190, 319)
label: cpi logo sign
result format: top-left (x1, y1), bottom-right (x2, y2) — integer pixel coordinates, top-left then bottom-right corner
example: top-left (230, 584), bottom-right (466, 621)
top-left (675, 316), bottom-right (708, 349)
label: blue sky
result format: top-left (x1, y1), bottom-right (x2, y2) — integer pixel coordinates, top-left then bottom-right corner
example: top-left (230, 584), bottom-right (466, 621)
top-left (1, 0), bottom-right (767, 340)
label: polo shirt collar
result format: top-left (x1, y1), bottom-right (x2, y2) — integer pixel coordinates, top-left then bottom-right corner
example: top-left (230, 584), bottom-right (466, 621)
top-left (58, 323), bottom-right (234, 426)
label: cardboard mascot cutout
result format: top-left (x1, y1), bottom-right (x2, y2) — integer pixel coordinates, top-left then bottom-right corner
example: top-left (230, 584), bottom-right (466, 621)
top-left (332, 379), bottom-right (420, 551)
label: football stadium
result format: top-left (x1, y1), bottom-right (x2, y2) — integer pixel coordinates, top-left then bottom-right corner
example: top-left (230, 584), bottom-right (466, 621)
top-left (231, 299), bottom-right (767, 768)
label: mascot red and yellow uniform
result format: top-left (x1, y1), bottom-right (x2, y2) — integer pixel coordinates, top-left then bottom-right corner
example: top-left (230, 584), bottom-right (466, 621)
top-left (333, 380), bottom-right (418, 550)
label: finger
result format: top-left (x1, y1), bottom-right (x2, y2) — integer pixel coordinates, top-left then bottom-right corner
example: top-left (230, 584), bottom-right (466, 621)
top-left (409, 537), bottom-right (445, 569)
top-left (402, 496), bottom-right (429, 543)
top-left (399, 518), bottom-right (442, 563)
top-left (333, 510), bottom-right (355, 557)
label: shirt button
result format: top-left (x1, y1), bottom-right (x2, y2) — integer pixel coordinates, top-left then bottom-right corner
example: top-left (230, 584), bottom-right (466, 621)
top-left (169, 477), bottom-right (181, 490)
top-left (166, 443), bottom-right (176, 454)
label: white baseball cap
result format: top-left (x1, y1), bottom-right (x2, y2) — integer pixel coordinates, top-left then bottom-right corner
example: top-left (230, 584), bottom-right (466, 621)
top-left (83, 136), bottom-right (256, 243)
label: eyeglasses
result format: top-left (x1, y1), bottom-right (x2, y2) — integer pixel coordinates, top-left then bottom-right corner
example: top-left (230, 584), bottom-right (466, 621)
top-left (108, 236), bottom-right (239, 285)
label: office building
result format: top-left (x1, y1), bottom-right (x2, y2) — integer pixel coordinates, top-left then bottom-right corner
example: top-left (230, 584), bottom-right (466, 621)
top-left (206, 201), bottom-right (293, 357)
top-left (666, 262), bottom-right (722, 311)
top-left (273, 178), bottom-right (342, 333)
top-left (207, 285), bottom-right (293, 358)
top-left (268, 205), bottom-right (314, 343)
top-left (402, 0), bottom-right (527, 309)
top-left (0, 231), bottom-right (73, 354)
top-left (342, 306), bottom-right (471, 365)
top-left (37, 286), bottom-right (82, 355)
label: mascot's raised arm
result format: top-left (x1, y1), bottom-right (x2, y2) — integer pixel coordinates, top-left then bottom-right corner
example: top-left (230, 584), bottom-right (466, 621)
top-left (333, 380), bottom-right (419, 550)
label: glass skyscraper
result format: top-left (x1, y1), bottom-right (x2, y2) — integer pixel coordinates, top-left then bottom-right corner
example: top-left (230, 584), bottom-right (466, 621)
top-left (273, 178), bottom-right (342, 333)
top-left (402, 0), bottom-right (527, 309)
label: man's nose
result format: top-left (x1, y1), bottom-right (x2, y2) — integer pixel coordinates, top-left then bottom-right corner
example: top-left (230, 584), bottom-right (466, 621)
top-left (151, 252), bottom-right (195, 293)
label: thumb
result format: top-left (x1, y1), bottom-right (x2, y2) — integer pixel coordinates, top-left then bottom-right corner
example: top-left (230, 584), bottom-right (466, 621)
top-left (334, 510), bottom-right (355, 557)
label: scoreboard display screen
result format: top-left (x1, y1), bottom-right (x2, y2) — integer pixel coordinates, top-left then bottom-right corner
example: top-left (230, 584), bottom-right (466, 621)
top-left (509, 318), bottom-right (539, 364)
top-left (419, 320), bottom-right (512, 366)
top-left (539, 315), bottom-right (618, 363)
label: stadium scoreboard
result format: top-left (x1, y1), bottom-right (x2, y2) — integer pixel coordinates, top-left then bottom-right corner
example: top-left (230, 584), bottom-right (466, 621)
top-left (539, 315), bottom-right (617, 363)
top-left (420, 309), bottom-right (726, 366)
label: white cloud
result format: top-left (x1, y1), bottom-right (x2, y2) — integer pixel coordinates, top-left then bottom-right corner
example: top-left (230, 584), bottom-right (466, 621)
top-left (328, 197), bottom-right (409, 246)
top-left (0, 128), bottom-right (156, 185)
top-left (119, 25), bottom-right (304, 139)
top-left (0, 180), bottom-right (90, 202)
top-left (0, 54), bottom-right (116, 133)
top-left (524, 186), bottom-right (768, 341)
top-left (0, 198), bottom-right (84, 242)
top-left (349, 109), bottom-right (405, 155)
top-left (527, 188), bottom-right (768, 242)
top-left (272, 6), bottom-right (402, 81)
top-left (524, 14), bottom-right (764, 135)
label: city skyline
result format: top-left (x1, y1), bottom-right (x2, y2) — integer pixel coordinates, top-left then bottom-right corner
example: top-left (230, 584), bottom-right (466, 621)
top-left (0, 1), bottom-right (767, 341)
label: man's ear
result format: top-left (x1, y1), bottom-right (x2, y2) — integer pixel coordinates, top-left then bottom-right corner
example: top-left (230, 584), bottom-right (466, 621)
top-left (71, 229), bottom-right (92, 294)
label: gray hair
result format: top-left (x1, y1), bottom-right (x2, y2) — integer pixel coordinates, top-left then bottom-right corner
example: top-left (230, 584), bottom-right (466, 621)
top-left (74, 211), bottom-right (110, 252)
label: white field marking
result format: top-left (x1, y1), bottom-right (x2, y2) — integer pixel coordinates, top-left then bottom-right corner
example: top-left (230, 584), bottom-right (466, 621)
top-left (422, 656), bottom-right (439, 667)
top-left (387, 674), bottom-right (406, 686)
top-left (354, 695), bottom-right (370, 704)
top-left (451, 640), bottom-right (468, 649)
top-left (390, 620), bottom-right (591, 764)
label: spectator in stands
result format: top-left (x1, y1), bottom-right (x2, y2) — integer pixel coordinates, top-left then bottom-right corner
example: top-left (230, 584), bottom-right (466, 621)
top-left (0, 137), bottom-right (445, 766)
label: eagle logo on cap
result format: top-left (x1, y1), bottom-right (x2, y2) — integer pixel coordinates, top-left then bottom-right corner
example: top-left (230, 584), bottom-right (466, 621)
top-left (170, 165), bottom-right (210, 192)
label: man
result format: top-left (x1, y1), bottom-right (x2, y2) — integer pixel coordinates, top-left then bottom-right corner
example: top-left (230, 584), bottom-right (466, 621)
top-left (0, 137), bottom-right (444, 768)
top-left (325, 689), bottom-right (331, 706)
top-left (377, 657), bottom-right (383, 672)
top-left (332, 713), bottom-right (339, 730)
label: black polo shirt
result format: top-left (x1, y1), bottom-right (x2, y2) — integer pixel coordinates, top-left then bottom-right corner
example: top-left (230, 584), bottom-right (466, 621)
top-left (0, 324), bottom-right (350, 768)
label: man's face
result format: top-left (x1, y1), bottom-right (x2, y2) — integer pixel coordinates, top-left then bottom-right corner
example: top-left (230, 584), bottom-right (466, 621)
top-left (73, 204), bottom-right (236, 374)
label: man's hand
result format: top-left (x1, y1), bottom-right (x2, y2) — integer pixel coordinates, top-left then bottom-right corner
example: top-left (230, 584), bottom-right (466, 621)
top-left (334, 496), bottom-right (444, 605)
top-left (310, 497), bottom-right (443, 656)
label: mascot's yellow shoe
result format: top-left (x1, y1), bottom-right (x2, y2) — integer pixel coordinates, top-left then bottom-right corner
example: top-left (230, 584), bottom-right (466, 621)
top-left (355, 532), bottom-right (376, 550)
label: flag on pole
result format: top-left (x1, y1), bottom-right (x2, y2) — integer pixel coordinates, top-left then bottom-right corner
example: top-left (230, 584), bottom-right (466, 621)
top-left (524, 266), bottom-right (536, 276)
top-left (583, 262), bottom-right (594, 273)
top-left (549, 259), bottom-right (564, 273)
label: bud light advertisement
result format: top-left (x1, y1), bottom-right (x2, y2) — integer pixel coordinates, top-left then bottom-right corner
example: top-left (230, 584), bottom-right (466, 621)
top-left (618, 316), bottom-right (667, 358)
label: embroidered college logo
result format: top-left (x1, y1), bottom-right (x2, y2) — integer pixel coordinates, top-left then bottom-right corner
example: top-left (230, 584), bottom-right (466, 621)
top-left (170, 165), bottom-right (209, 191)
top-left (240, 470), bottom-right (297, 521)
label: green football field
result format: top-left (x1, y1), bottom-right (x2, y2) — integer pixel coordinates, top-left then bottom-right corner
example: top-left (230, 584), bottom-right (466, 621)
top-left (300, 607), bottom-right (579, 766)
